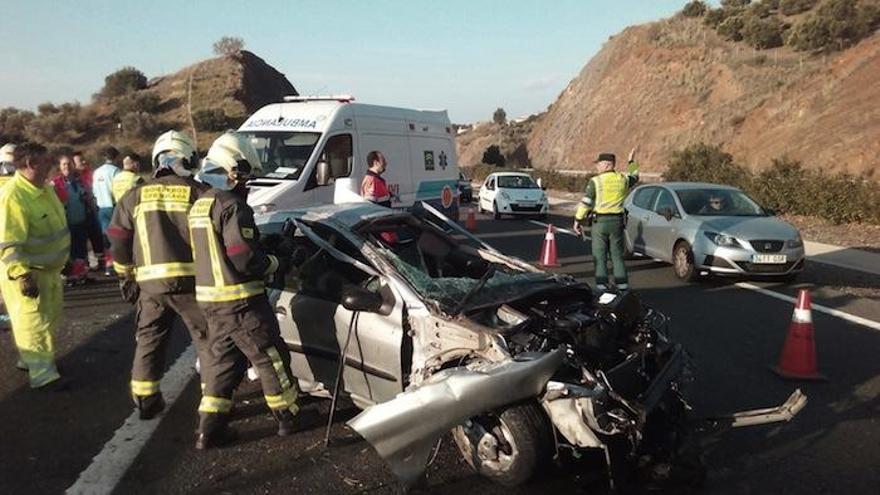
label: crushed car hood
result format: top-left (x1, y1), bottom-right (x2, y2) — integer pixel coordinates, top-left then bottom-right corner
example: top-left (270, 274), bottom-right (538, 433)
top-left (347, 349), bottom-right (565, 486)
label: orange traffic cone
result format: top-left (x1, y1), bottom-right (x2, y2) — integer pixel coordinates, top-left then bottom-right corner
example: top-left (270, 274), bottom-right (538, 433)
top-left (539, 224), bottom-right (560, 267)
top-left (465, 207), bottom-right (477, 232)
top-left (772, 289), bottom-right (826, 380)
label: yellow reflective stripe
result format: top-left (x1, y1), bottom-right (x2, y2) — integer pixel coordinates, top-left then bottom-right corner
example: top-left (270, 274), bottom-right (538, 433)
top-left (113, 261), bottom-right (134, 275)
top-left (133, 200), bottom-right (191, 217)
top-left (131, 380), bottom-right (160, 397)
top-left (195, 281), bottom-right (265, 303)
top-left (188, 217), bottom-right (213, 229)
top-left (265, 389), bottom-right (298, 411)
top-left (264, 255), bottom-right (279, 276)
top-left (24, 227), bottom-right (69, 247)
top-left (135, 262), bottom-right (195, 281)
top-left (266, 347), bottom-right (292, 391)
top-left (198, 395), bottom-right (233, 414)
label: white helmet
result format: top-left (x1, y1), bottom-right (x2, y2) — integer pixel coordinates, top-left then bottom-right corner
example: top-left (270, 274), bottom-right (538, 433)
top-left (196, 132), bottom-right (262, 190)
top-left (0, 143), bottom-right (16, 163)
top-left (151, 130), bottom-right (198, 177)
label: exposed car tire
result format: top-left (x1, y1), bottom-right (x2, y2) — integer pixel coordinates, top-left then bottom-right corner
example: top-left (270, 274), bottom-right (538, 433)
top-left (493, 201), bottom-right (502, 220)
top-left (452, 401), bottom-right (553, 487)
top-left (672, 241), bottom-right (698, 282)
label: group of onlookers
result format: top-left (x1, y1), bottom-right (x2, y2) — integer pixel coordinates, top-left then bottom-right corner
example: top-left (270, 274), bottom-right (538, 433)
top-left (47, 147), bottom-right (144, 282)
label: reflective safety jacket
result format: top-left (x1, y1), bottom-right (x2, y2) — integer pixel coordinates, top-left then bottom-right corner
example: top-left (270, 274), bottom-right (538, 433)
top-left (0, 172), bottom-right (70, 279)
top-left (108, 174), bottom-right (205, 294)
top-left (361, 171), bottom-right (392, 207)
top-left (575, 161), bottom-right (640, 220)
top-left (188, 189), bottom-right (279, 306)
top-left (112, 170), bottom-right (144, 203)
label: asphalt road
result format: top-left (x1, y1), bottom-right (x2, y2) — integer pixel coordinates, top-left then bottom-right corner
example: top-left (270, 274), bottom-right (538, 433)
top-left (1, 210), bottom-right (879, 494)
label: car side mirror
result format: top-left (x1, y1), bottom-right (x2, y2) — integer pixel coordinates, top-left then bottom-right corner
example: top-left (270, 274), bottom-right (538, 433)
top-left (316, 159), bottom-right (331, 186)
top-left (341, 286), bottom-right (383, 313)
top-left (764, 208), bottom-right (776, 216)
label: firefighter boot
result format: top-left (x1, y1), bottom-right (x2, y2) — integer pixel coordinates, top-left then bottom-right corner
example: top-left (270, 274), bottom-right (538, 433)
top-left (273, 408), bottom-right (297, 437)
top-left (136, 393), bottom-right (166, 420)
top-left (196, 413), bottom-right (238, 450)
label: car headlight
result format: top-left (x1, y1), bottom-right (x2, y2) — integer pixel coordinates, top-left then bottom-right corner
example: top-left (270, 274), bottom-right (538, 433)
top-left (704, 231), bottom-right (741, 247)
top-left (787, 236), bottom-right (803, 249)
top-left (500, 192), bottom-right (510, 200)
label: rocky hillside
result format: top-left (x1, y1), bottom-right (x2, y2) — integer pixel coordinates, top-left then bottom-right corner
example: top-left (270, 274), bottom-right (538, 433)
top-left (0, 50), bottom-right (297, 158)
top-left (526, 16), bottom-right (880, 177)
top-left (455, 116), bottom-right (540, 168)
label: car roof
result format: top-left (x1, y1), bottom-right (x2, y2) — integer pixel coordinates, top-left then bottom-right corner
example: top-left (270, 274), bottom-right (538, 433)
top-left (263, 202), bottom-right (398, 230)
top-left (490, 172), bottom-right (533, 178)
top-left (641, 182), bottom-right (742, 191)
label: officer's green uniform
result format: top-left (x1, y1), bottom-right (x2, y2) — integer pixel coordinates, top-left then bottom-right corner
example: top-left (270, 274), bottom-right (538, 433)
top-left (575, 158), bottom-right (639, 289)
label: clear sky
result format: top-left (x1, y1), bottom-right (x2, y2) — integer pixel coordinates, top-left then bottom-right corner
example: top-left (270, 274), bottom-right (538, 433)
top-left (0, 0), bottom-right (692, 123)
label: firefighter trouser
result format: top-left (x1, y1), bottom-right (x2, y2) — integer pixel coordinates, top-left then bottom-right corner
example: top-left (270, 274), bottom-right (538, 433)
top-left (0, 270), bottom-right (63, 388)
top-left (198, 294), bottom-right (298, 427)
top-left (131, 292), bottom-right (209, 400)
top-left (591, 215), bottom-right (628, 288)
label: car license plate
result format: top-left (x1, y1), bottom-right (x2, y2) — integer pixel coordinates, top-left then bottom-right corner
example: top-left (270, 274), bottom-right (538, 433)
top-left (518, 201), bottom-right (536, 206)
top-left (752, 254), bottom-right (787, 264)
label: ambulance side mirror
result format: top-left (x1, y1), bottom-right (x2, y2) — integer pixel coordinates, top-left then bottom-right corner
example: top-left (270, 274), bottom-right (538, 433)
top-left (316, 158), bottom-right (331, 186)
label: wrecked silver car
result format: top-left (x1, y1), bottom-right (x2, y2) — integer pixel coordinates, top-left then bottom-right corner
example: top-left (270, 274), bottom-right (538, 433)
top-left (258, 203), bottom-right (722, 488)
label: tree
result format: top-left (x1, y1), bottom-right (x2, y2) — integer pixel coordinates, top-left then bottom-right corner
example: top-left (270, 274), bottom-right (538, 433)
top-left (663, 143), bottom-right (750, 189)
top-left (213, 36), bottom-right (245, 56)
top-left (482, 145), bottom-right (506, 167)
top-left (721, 0), bottom-right (751, 8)
top-left (492, 107), bottom-right (507, 126)
top-left (101, 67), bottom-right (147, 98)
top-left (743, 15), bottom-right (786, 49)
top-left (682, 1), bottom-right (708, 17)
top-left (718, 15), bottom-right (746, 41)
top-left (779, 0), bottom-right (818, 15)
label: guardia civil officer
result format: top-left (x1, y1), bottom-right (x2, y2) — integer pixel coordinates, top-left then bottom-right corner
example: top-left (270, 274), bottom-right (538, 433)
top-left (189, 132), bottom-right (298, 449)
top-left (572, 148), bottom-right (639, 291)
top-left (107, 131), bottom-right (210, 419)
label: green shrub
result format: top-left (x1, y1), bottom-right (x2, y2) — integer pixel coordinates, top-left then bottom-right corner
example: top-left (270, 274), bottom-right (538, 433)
top-left (121, 112), bottom-right (160, 138)
top-left (213, 36), bottom-right (245, 57)
top-left (704, 8), bottom-right (731, 27)
top-left (718, 15), bottom-right (747, 41)
top-left (780, 0), bottom-right (819, 14)
top-left (492, 108), bottom-right (507, 126)
top-left (747, 1), bottom-right (775, 17)
top-left (101, 67), bottom-right (147, 98)
top-left (663, 143), bottom-right (751, 189)
top-left (0, 107), bottom-right (36, 142)
top-left (482, 145), bottom-right (506, 167)
top-left (722, 0), bottom-right (752, 8)
top-left (682, 1), bottom-right (709, 17)
top-left (193, 108), bottom-right (229, 131)
top-left (786, 0), bottom-right (878, 52)
top-left (743, 15), bottom-right (787, 48)
top-left (114, 92), bottom-right (161, 117)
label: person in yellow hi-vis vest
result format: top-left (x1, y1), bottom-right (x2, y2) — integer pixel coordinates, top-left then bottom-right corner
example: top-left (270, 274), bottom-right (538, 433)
top-left (0, 142), bottom-right (71, 390)
top-left (572, 148), bottom-right (639, 292)
top-left (111, 152), bottom-right (144, 203)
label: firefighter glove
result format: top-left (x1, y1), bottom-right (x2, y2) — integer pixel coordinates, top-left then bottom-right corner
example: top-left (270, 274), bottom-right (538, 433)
top-left (19, 273), bottom-right (39, 298)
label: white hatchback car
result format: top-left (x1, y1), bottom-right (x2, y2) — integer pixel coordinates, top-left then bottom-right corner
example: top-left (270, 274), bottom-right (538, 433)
top-left (478, 172), bottom-right (549, 219)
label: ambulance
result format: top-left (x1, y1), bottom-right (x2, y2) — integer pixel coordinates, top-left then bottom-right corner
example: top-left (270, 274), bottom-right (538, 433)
top-left (239, 95), bottom-right (460, 219)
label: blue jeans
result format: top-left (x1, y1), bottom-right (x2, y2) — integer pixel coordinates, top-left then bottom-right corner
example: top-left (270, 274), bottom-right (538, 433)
top-left (98, 207), bottom-right (114, 252)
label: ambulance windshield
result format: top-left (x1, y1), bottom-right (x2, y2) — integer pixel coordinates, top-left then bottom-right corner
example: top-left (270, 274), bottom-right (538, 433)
top-left (241, 131), bottom-right (321, 180)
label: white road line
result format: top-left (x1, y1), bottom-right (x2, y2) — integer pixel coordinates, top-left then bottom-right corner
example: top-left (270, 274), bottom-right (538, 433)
top-left (736, 282), bottom-right (880, 332)
top-left (527, 219), bottom-right (586, 239)
top-left (66, 345), bottom-right (197, 495)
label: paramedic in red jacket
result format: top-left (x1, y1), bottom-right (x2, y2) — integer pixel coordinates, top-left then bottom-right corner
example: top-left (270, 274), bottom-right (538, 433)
top-left (360, 151), bottom-right (397, 243)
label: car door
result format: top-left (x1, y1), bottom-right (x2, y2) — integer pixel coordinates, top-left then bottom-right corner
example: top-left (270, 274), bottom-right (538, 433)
top-left (644, 187), bottom-right (681, 261)
top-left (625, 186), bottom-right (658, 255)
top-left (479, 176), bottom-right (496, 211)
top-left (274, 222), bottom-right (407, 406)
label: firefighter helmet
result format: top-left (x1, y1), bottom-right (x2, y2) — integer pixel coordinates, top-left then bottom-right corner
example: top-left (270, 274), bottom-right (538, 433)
top-left (0, 143), bottom-right (16, 163)
top-left (196, 132), bottom-right (262, 190)
top-left (151, 130), bottom-right (198, 177)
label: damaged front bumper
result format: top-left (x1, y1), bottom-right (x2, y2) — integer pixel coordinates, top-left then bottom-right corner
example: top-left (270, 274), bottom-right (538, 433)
top-left (347, 349), bottom-right (564, 486)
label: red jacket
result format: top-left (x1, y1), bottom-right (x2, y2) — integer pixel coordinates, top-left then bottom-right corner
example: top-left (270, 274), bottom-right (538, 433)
top-left (361, 171), bottom-right (392, 207)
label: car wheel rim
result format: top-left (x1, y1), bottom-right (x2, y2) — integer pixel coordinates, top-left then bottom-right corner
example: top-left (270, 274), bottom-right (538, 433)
top-left (674, 248), bottom-right (689, 276)
top-left (459, 417), bottom-right (518, 473)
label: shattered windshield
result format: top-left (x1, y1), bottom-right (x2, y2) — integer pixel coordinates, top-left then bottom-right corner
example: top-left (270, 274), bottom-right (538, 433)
top-left (384, 248), bottom-right (557, 312)
top-left (240, 131), bottom-right (321, 180)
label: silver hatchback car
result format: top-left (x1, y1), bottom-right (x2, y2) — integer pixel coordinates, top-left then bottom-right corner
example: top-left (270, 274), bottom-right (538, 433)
top-left (623, 182), bottom-right (805, 281)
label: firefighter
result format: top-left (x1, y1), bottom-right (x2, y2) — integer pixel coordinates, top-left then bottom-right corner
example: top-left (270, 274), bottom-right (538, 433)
top-left (572, 148), bottom-right (639, 291)
top-left (111, 152), bottom-right (144, 203)
top-left (188, 132), bottom-right (298, 449)
top-left (107, 130), bottom-right (210, 419)
top-left (0, 142), bottom-right (71, 390)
